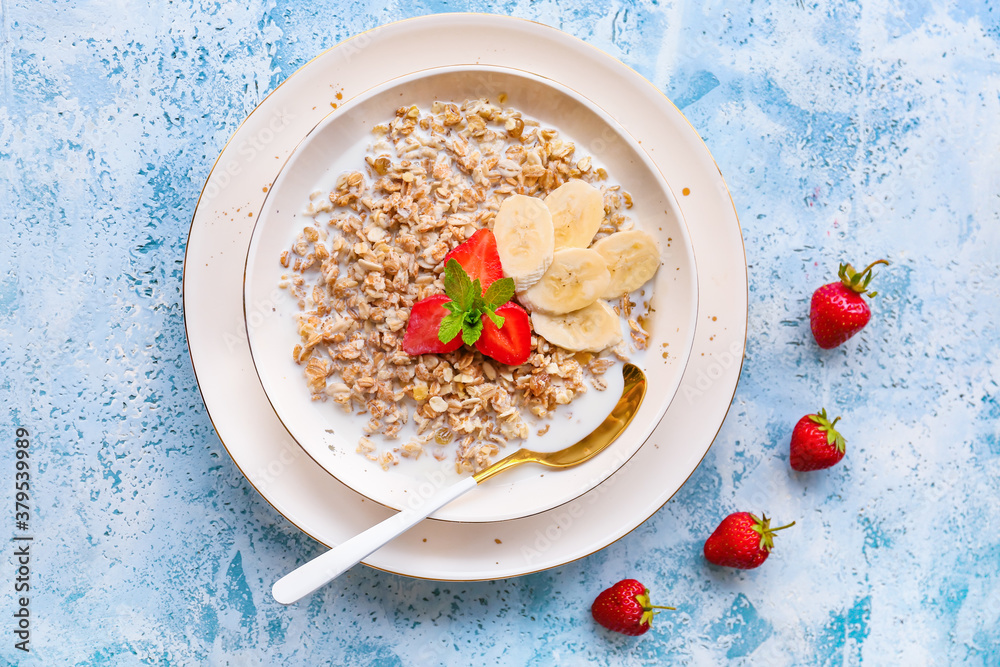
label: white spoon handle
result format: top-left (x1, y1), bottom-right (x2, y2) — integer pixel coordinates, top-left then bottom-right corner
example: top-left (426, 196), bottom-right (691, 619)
top-left (272, 475), bottom-right (478, 604)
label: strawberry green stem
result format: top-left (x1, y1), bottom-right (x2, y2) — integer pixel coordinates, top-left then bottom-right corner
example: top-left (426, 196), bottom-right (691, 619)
top-left (838, 259), bottom-right (890, 296)
top-left (859, 259), bottom-right (890, 275)
top-left (811, 409), bottom-right (846, 452)
top-left (636, 591), bottom-right (676, 628)
top-left (752, 514), bottom-right (797, 551)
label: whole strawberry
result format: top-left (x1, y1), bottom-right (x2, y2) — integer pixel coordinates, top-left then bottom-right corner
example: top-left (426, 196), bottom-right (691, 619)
top-left (704, 512), bottom-right (795, 569)
top-left (790, 409), bottom-right (846, 471)
top-left (810, 259), bottom-right (889, 349)
top-left (591, 579), bottom-right (675, 636)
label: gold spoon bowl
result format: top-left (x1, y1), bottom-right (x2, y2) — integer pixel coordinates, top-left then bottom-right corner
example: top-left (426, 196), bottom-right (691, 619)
top-left (474, 363), bottom-right (647, 483)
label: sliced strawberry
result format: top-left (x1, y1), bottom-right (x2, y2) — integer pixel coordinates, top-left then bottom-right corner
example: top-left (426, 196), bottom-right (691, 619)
top-left (475, 302), bottom-right (532, 366)
top-left (402, 295), bottom-right (463, 355)
top-left (443, 229), bottom-right (503, 291)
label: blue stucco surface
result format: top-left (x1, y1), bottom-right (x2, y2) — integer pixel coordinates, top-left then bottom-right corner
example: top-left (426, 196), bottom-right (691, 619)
top-left (2, 1), bottom-right (999, 664)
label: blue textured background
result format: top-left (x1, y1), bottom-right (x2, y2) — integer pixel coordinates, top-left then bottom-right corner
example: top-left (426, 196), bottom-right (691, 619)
top-left (2, 1), bottom-right (999, 664)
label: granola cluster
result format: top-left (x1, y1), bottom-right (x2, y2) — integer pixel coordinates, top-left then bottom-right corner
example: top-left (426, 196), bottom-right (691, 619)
top-left (280, 98), bottom-right (645, 473)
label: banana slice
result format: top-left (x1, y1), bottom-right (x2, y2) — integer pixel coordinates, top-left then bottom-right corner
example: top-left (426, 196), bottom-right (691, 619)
top-left (517, 248), bottom-right (610, 315)
top-left (545, 180), bottom-right (604, 249)
top-left (590, 230), bottom-right (661, 299)
top-left (531, 301), bottom-right (623, 353)
top-left (493, 195), bottom-right (554, 291)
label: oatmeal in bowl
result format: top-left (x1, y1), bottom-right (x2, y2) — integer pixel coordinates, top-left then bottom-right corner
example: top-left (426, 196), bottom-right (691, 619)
top-left (244, 66), bottom-right (698, 523)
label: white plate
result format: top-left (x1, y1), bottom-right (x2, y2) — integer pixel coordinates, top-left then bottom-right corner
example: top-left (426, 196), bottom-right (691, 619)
top-left (243, 64), bottom-right (698, 522)
top-left (183, 14), bottom-right (746, 580)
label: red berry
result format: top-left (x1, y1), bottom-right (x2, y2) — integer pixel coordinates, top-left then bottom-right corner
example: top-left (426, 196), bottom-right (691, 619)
top-left (443, 229), bottom-right (504, 291)
top-left (591, 579), bottom-right (674, 636)
top-left (790, 409), bottom-right (846, 471)
top-left (810, 259), bottom-right (889, 349)
top-left (704, 512), bottom-right (795, 570)
top-left (401, 295), bottom-right (463, 355)
top-left (474, 302), bottom-right (532, 366)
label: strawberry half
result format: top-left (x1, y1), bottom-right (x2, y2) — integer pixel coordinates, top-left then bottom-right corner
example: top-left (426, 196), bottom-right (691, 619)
top-left (591, 579), bottom-right (675, 636)
top-left (401, 294), bottom-right (464, 355)
top-left (443, 229), bottom-right (503, 292)
top-left (474, 302), bottom-right (531, 366)
top-left (790, 409), bottom-right (846, 471)
top-left (810, 259), bottom-right (889, 349)
top-left (704, 512), bottom-right (795, 570)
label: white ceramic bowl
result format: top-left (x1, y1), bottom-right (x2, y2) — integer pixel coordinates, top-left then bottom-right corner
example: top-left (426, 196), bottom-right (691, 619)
top-left (243, 65), bottom-right (697, 522)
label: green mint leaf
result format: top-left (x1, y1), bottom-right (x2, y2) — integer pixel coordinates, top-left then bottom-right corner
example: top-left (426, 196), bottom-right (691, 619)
top-left (484, 308), bottom-right (505, 329)
top-left (461, 317), bottom-right (484, 346)
top-left (438, 312), bottom-right (464, 343)
top-left (444, 259), bottom-right (475, 310)
top-left (464, 308), bottom-right (483, 329)
top-left (470, 292), bottom-right (485, 315)
top-left (439, 259), bottom-right (511, 348)
top-left (483, 277), bottom-right (515, 308)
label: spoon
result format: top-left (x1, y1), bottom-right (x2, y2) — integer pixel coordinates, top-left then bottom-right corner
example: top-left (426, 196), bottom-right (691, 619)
top-left (272, 363), bottom-right (647, 604)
